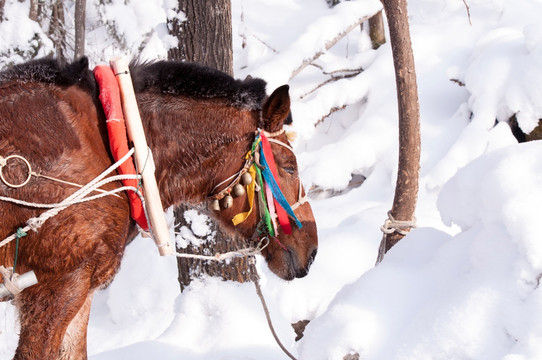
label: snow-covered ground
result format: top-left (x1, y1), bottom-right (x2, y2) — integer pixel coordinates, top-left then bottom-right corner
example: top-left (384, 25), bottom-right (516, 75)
top-left (2, 0), bottom-right (542, 359)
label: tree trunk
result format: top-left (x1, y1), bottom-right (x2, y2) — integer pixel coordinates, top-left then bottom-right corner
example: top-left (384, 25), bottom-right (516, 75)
top-left (168, 1), bottom-right (254, 290)
top-left (175, 205), bottom-right (258, 292)
top-left (369, 11), bottom-right (386, 49)
top-left (0, 0), bottom-right (5, 22)
top-left (29, 0), bottom-right (39, 21)
top-left (74, 0), bottom-right (86, 60)
top-left (168, 0), bottom-right (233, 75)
top-left (49, 0), bottom-right (67, 62)
top-left (379, 0), bottom-right (420, 255)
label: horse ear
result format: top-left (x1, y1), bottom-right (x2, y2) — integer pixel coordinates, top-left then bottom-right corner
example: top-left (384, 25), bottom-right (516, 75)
top-left (262, 85), bottom-right (291, 132)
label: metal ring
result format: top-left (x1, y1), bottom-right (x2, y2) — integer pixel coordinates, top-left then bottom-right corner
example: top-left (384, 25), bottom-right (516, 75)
top-left (0, 155), bottom-right (32, 188)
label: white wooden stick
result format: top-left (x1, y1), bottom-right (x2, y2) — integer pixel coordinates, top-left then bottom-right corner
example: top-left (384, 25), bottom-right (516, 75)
top-left (109, 57), bottom-right (173, 256)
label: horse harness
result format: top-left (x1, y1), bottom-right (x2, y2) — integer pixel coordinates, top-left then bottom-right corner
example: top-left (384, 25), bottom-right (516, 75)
top-left (209, 128), bottom-right (308, 239)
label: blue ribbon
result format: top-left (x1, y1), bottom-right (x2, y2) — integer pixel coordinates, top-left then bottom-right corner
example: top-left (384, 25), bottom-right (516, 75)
top-left (258, 144), bottom-right (303, 229)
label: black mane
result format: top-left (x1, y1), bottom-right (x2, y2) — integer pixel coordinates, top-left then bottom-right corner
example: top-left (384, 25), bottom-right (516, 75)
top-left (0, 57), bottom-right (268, 110)
top-left (130, 60), bottom-right (267, 110)
top-left (0, 57), bottom-right (96, 93)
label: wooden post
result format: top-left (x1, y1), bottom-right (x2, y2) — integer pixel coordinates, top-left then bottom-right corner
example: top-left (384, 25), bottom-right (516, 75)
top-left (109, 57), bottom-right (174, 256)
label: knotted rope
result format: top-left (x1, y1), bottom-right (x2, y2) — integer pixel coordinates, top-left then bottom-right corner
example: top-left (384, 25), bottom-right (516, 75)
top-left (0, 266), bottom-right (21, 296)
top-left (174, 236), bottom-right (270, 262)
top-left (0, 149), bottom-right (142, 250)
top-left (380, 210), bottom-right (416, 236)
top-left (376, 210), bottom-right (416, 264)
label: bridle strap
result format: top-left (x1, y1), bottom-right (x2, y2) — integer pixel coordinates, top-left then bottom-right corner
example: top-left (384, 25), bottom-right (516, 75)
top-left (265, 136), bottom-right (308, 212)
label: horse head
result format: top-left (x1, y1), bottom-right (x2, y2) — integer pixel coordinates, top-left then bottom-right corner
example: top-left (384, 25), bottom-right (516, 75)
top-left (130, 61), bottom-right (317, 281)
top-left (208, 85), bottom-right (318, 280)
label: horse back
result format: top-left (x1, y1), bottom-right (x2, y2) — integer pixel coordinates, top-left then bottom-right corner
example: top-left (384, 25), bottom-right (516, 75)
top-left (0, 68), bottom-right (133, 286)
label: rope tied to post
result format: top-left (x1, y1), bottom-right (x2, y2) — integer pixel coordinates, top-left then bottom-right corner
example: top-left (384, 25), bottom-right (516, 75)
top-left (376, 211), bottom-right (417, 265)
top-left (380, 210), bottom-right (416, 236)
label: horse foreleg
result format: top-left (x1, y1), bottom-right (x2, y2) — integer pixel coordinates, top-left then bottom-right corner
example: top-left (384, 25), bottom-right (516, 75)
top-left (13, 268), bottom-right (93, 360)
top-left (59, 291), bottom-right (94, 360)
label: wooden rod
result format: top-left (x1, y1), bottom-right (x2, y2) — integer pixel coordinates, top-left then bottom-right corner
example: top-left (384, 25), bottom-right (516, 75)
top-left (109, 57), bottom-right (173, 256)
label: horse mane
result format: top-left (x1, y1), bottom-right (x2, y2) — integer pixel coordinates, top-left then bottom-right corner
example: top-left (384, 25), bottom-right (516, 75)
top-left (0, 57), bottom-right (268, 111)
top-left (0, 57), bottom-right (97, 94)
top-left (129, 60), bottom-right (267, 110)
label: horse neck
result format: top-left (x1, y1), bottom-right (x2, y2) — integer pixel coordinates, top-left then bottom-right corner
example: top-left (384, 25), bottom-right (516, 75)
top-left (138, 94), bottom-right (258, 209)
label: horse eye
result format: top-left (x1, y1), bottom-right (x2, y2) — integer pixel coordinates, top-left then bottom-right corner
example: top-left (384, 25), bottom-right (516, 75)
top-left (283, 167), bottom-right (295, 175)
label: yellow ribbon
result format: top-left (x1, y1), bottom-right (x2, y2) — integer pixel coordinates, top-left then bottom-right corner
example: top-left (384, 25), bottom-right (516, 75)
top-left (232, 164), bottom-right (257, 226)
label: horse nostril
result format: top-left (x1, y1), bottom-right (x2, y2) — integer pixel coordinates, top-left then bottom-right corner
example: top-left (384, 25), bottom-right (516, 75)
top-left (292, 248), bottom-right (318, 279)
top-left (308, 248), bottom-right (317, 267)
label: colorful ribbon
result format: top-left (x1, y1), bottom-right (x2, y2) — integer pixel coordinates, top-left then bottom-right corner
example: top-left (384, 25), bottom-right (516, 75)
top-left (231, 164), bottom-right (257, 226)
top-left (259, 132), bottom-right (302, 231)
top-left (231, 131), bottom-right (302, 236)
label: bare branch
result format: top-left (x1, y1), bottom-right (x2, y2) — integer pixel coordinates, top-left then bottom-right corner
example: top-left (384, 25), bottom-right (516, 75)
top-left (289, 14), bottom-right (372, 80)
top-left (315, 105), bottom-right (347, 127)
top-left (462, 0), bottom-right (472, 25)
top-left (298, 67), bottom-right (363, 100)
top-left (251, 34), bottom-right (278, 53)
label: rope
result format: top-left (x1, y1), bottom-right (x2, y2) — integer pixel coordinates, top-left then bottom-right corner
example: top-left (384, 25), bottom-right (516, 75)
top-left (175, 236), bottom-right (270, 262)
top-left (0, 266), bottom-right (21, 296)
top-left (175, 235), bottom-right (296, 359)
top-left (376, 211), bottom-right (417, 264)
top-left (250, 260), bottom-right (298, 360)
top-left (0, 149), bottom-right (139, 249)
top-left (12, 228), bottom-right (26, 274)
top-left (380, 210), bottom-right (416, 236)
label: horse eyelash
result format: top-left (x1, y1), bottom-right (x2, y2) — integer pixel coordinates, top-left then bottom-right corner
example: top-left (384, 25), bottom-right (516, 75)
top-left (283, 166), bottom-right (295, 175)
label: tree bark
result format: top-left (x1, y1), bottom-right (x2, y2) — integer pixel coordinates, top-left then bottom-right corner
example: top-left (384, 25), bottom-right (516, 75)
top-left (49, 0), bottom-right (67, 62)
top-left (175, 205), bottom-right (258, 292)
top-left (0, 0), bottom-right (5, 22)
top-left (168, 1), bottom-right (253, 290)
top-left (168, 0), bottom-right (233, 75)
top-left (29, 0), bottom-right (39, 21)
top-left (380, 0), bottom-right (420, 254)
top-left (74, 0), bottom-right (86, 60)
top-left (369, 11), bottom-right (386, 49)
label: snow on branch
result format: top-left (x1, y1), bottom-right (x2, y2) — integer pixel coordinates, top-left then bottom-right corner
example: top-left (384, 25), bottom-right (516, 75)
top-left (251, 0), bottom-right (382, 90)
top-left (289, 18), bottom-right (370, 80)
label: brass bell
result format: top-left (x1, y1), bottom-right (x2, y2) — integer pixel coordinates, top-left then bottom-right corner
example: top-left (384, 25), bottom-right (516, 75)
top-left (233, 184), bottom-right (246, 197)
top-left (240, 172), bottom-right (253, 186)
top-left (222, 195), bottom-right (234, 209)
top-left (211, 199), bottom-right (220, 211)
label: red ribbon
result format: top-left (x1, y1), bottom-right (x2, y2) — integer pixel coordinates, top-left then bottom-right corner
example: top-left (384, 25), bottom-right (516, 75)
top-left (94, 65), bottom-right (149, 230)
top-left (260, 132), bottom-right (292, 235)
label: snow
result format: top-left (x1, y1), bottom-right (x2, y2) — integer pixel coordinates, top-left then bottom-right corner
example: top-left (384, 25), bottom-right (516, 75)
top-left (2, 0), bottom-right (542, 359)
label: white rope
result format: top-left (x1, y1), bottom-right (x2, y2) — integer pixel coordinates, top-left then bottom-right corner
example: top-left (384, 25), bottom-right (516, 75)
top-left (0, 149), bottom-right (138, 249)
top-left (0, 266), bottom-right (20, 296)
top-left (175, 236), bottom-right (269, 262)
top-left (380, 210), bottom-right (416, 236)
top-left (376, 211), bottom-right (417, 265)
top-left (0, 176), bottom-right (140, 209)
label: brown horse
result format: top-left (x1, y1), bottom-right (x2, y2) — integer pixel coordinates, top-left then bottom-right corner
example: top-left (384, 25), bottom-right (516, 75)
top-left (0, 57), bottom-right (317, 359)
